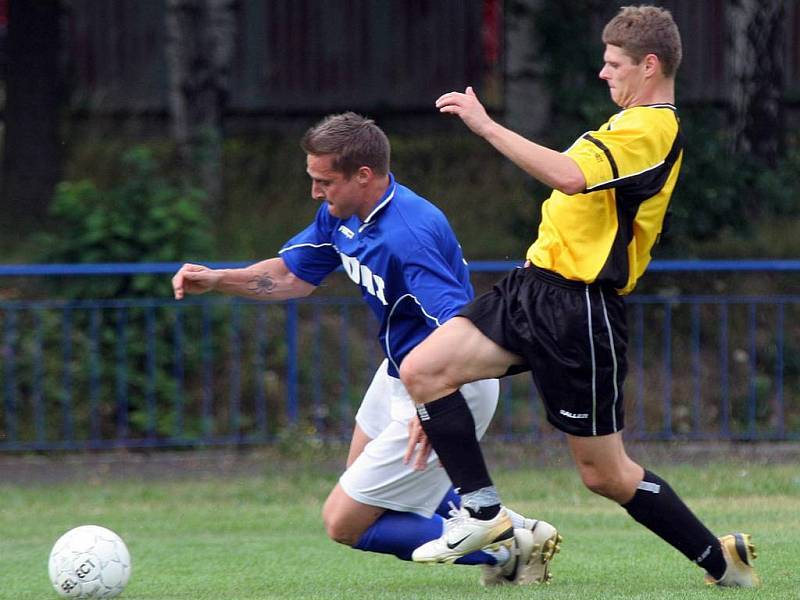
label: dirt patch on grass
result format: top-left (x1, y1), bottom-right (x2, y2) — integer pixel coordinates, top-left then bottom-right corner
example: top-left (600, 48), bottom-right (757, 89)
top-left (2, 441), bottom-right (799, 485)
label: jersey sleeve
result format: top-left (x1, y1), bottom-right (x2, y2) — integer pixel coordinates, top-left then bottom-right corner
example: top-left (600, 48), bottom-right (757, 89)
top-left (566, 109), bottom-right (677, 193)
top-left (278, 206), bottom-right (340, 286)
top-left (402, 246), bottom-right (472, 327)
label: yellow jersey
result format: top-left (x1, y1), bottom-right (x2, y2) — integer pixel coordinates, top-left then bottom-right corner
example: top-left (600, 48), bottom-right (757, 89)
top-left (527, 104), bottom-right (683, 295)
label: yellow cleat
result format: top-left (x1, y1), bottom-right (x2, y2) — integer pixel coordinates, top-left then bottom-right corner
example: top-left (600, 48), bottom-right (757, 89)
top-left (704, 533), bottom-right (760, 588)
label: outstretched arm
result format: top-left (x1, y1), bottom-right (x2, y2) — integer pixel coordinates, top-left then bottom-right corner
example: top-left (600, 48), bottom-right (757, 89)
top-left (172, 257), bottom-right (316, 301)
top-left (435, 86), bottom-right (586, 195)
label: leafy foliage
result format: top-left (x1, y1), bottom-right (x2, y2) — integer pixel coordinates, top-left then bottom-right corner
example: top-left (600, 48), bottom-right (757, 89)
top-left (37, 146), bottom-right (214, 298)
top-left (669, 108), bottom-right (800, 253)
top-left (525, 0), bottom-right (620, 148)
top-left (15, 147), bottom-right (217, 441)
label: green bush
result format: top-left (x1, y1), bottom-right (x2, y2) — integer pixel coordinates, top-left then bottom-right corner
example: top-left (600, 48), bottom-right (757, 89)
top-left (11, 146), bottom-right (218, 442)
top-left (37, 146), bottom-right (214, 298)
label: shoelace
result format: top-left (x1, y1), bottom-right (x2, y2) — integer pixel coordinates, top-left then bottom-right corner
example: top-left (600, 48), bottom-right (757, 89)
top-left (443, 503), bottom-right (470, 536)
top-left (446, 500), bottom-right (461, 519)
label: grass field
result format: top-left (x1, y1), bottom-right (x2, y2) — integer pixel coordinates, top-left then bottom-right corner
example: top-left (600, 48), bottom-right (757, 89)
top-left (1, 455), bottom-right (797, 600)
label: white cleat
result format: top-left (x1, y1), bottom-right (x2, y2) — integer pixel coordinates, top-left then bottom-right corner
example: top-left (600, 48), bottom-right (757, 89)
top-left (412, 507), bottom-right (514, 564)
top-left (704, 533), bottom-right (760, 588)
top-left (481, 521), bottom-right (562, 586)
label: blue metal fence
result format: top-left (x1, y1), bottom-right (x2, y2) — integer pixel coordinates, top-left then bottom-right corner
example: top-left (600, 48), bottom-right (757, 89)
top-left (1, 261), bottom-right (798, 451)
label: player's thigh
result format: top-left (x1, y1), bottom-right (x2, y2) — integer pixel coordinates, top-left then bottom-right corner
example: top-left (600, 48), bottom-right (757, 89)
top-left (353, 360), bottom-right (392, 441)
top-left (402, 316), bottom-right (522, 389)
top-left (338, 415), bottom-right (452, 518)
top-left (322, 483), bottom-right (384, 545)
top-left (345, 424), bottom-right (373, 468)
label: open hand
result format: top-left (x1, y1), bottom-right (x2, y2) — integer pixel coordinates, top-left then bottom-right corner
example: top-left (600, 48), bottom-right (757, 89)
top-left (435, 86), bottom-right (493, 137)
top-left (403, 414), bottom-right (433, 471)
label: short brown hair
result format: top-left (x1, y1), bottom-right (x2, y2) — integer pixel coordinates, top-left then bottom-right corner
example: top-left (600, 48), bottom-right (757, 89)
top-left (602, 5), bottom-right (682, 78)
top-left (300, 112), bottom-right (390, 178)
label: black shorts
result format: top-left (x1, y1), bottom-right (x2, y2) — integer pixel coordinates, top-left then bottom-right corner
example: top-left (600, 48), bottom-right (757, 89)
top-left (460, 266), bottom-right (628, 437)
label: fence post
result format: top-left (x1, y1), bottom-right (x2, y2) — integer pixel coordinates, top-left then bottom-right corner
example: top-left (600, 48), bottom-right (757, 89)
top-left (719, 304), bottom-right (731, 438)
top-left (775, 303), bottom-right (785, 439)
top-left (286, 301), bottom-right (298, 425)
top-left (61, 307), bottom-right (75, 444)
top-left (662, 302), bottom-right (673, 438)
top-left (3, 309), bottom-right (18, 445)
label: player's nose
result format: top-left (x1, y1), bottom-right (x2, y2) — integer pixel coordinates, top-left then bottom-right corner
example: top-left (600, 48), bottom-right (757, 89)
top-left (311, 182), bottom-right (325, 201)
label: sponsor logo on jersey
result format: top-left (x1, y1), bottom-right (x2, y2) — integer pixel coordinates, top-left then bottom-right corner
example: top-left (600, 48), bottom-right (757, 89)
top-left (340, 253), bottom-right (387, 305)
top-left (337, 225), bottom-right (355, 239)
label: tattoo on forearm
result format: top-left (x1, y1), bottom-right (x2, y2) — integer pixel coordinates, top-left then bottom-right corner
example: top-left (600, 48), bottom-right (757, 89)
top-left (247, 273), bottom-right (277, 295)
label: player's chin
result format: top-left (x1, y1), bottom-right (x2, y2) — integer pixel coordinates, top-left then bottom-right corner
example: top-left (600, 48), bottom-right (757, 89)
top-left (327, 205), bottom-right (354, 219)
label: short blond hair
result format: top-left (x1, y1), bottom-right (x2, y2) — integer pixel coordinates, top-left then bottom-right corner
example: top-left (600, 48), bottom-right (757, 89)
top-left (602, 5), bottom-right (682, 78)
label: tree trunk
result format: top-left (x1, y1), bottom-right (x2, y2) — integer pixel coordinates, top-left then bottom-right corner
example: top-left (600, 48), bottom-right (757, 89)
top-left (165, 0), bottom-right (236, 214)
top-left (504, 0), bottom-right (549, 139)
top-left (1, 0), bottom-right (63, 229)
top-left (727, 0), bottom-right (785, 168)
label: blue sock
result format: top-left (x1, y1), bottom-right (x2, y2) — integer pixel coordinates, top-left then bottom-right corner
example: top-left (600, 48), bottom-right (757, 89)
top-left (435, 487), bottom-right (461, 518)
top-left (353, 510), bottom-right (497, 565)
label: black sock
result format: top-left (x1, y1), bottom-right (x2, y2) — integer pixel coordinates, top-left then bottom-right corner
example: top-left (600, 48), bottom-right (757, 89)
top-left (623, 470), bottom-right (725, 579)
top-left (465, 504), bottom-right (501, 520)
top-left (416, 390), bottom-right (494, 496)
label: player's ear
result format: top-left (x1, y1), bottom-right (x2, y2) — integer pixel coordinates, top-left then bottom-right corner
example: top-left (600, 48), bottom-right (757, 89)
top-left (643, 53), bottom-right (660, 77)
top-left (355, 166), bottom-right (372, 185)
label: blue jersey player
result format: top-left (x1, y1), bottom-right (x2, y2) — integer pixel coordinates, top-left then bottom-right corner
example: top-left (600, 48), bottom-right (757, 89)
top-left (172, 112), bottom-right (559, 586)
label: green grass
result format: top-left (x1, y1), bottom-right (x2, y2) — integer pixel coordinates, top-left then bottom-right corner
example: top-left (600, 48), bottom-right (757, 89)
top-left (1, 460), bottom-right (797, 599)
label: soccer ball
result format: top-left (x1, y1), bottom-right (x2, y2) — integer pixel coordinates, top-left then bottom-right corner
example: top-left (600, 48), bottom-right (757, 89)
top-left (48, 525), bottom-right (132, 598)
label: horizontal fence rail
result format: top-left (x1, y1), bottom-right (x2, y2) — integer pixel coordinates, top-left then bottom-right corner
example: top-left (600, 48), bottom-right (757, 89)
top-left (0, 261), bottom-right (798, 451)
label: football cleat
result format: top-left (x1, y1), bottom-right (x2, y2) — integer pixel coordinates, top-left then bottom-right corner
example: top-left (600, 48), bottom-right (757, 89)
top-left (481, 520), bottom-right (562, 586)
top-left (704, 533), bottom-right (760, 588)
top-left (412, 506), bottom-right (514, 564)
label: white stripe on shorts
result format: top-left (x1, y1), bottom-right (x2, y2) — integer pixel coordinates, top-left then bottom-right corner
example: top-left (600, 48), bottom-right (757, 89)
top-left (599, 289), bottom-right (620, 433)
top-left (584, 285), bottom-right (597, 436)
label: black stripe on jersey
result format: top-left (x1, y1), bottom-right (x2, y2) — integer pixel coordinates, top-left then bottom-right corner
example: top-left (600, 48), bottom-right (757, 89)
top-left (583, 134), bottom-right (620, 180)
top-left (587, 106), bottom-right (679, 194)
top-left (596, 112), bottom-right (684, 288)
top-left (612, 129), bottom-right (684, 205)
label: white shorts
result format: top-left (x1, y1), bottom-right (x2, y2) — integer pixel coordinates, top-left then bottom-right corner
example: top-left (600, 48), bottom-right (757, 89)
top-left (338, 359), bottom-right (499, 517)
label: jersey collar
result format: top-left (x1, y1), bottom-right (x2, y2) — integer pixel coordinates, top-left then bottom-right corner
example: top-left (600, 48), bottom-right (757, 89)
top-left (360, 173), bottom-right (396, 231)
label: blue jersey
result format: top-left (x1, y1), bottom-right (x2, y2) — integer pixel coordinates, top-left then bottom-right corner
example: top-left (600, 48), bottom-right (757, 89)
top-left (279, 173), bottom-right (473, 376)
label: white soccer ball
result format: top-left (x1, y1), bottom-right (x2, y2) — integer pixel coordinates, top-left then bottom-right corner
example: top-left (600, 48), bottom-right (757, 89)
top-left (48, 525), bottom-right (132, 598)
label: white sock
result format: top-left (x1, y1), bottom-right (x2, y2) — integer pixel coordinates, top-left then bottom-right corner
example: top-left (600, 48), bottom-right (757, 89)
top-left (504, 507), bottom-right (530, 529)
top-left (483, 544), bottom-right (511, 566)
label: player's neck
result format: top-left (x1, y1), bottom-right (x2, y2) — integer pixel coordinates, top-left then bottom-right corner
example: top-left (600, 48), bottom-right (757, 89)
top-left (357, 175), bottom-right (391, 221)
top-left (627, 80), bottom-right (675, 108)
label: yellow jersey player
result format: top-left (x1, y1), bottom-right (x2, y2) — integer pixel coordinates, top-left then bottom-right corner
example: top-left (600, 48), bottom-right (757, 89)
top-left (400, 5), bottom-right (758, 589)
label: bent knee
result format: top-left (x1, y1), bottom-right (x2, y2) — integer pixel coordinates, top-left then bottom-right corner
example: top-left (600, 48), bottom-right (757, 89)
top-left (578, 469), bottom-right (634, 502)
top-left (322, 511), bottom-right (359, 547)
top-left (400, 355), bottom-right (456, 404)
top-left (399, 355), bottom-right (432, 397)
top-left (580, 471), bottom-right (613, 497)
